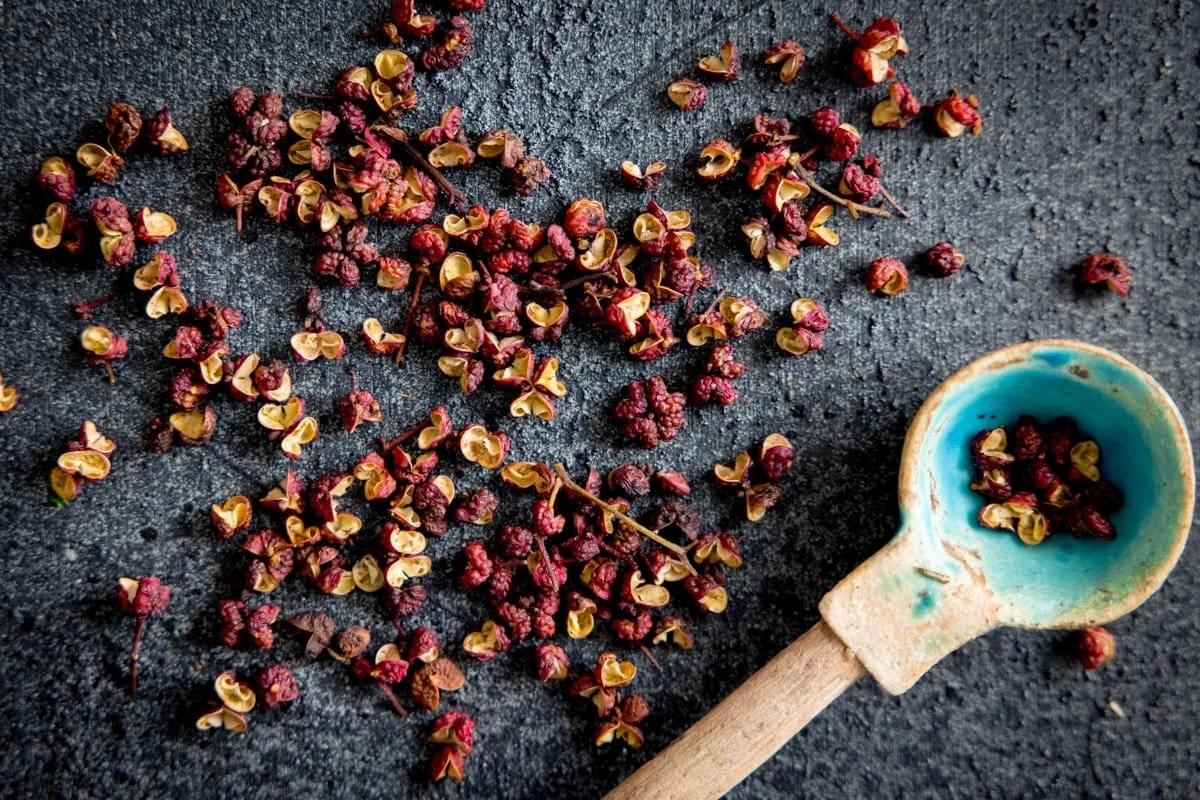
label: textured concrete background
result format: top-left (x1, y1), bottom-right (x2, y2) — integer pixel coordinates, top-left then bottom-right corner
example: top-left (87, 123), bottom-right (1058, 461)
top-left (0, 0), bottom-right (1197, 798)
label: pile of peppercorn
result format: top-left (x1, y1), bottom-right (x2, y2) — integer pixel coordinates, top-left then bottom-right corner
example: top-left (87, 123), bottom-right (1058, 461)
top-left (969, 415), bottom-right (1124, 545)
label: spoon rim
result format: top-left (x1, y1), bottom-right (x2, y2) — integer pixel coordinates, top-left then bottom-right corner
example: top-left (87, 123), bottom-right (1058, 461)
top-left (898, 338), bottom-right (1195, 625)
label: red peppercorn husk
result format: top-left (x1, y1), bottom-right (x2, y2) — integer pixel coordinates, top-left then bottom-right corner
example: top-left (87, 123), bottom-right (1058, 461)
top-left (934, 89), bottom-right (983, 137)
top-left (831, 14), bottom-right (907, 88)
top-left (146, 107), bottom-right (189, 155)
top-left (35, 157), bottom-right (77, 203)
top-left (864, 257), bottom-right (908, 296)
top-left (1079, 626), bottom-right (1116, 670)
top-left (338, 377), bottom-right (383, 434)
top-left (254, 664), bottom-right (299, 709)
top-left (419, 16), bottom-right (475, 72)
top-left (872, 81), bottom-right (921, 129)
top-left (697, 40), bottom-right (741, 82)
top-left (689, 343), bottom-right (746, 407)
top-left (763, 40), bottom-right (805, 83)
top-left (1076, 253), bottom-right (1131, 297)
top-left (613, 375), bottom-right (686, 449)
top-left (116, 576), bottom-right (171, 694)
top-left (923, 242), bottom-right (965, 277)
top-left (666, 78), bottom-right (707, 111)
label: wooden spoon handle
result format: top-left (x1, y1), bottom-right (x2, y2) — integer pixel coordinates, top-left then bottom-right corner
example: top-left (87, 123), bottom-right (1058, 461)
top-left (604, 620), bottom-right (866, 800)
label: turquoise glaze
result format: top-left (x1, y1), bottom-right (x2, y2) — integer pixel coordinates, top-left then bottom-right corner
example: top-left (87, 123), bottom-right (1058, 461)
top-left (904, 342), bottom-right (1194, 628)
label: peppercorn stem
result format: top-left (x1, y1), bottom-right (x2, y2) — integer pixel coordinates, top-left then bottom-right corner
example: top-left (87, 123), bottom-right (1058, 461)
top-left (376, 679), bottom-right (407, 716)
top-left (129, 616), bottom-right (146, 695)
top-left (829, 12), bottom-right (860, 41)
top-left (71, 290), bottom-right (120, 320)
top-left (378, 420), bottom-right (426, 452)
top-left (639, 643), bottom-right (662, 671)
top-left (103, 362), bottom-right (116, 384)
top-left (554, 464), bottom-right (697, 574)
top-left (386, 135), bottom-right (469, 212)
top-left (395, 271), bottom-right (427, 364)
top-left (700, 289), bottom-right (727, 317)
top-left (792, 166), bottom-right (892, 219)
top-left (682, 282), bottom-right (700, 316)
top-left (536, 536), bottom-right (560, 593)
top-left (521, 271), bottom-right (617, 302)
top-left (878, 185), bottom-right (910, 219)
top-left (791, 145), bottom-right (820, 165)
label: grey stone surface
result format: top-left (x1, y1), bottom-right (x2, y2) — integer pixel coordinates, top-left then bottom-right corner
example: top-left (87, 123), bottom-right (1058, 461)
top-left (0, 0), bottom-right (1197, 798)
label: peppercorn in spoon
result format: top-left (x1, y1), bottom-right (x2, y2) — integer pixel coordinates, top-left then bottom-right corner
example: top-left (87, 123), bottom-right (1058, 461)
top-left (606, 339), bottom-right (1195, 800)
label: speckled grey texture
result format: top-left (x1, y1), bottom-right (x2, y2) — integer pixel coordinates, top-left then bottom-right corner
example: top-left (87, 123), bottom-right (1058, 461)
top-left (0, 0), bottom-right (1197, 798)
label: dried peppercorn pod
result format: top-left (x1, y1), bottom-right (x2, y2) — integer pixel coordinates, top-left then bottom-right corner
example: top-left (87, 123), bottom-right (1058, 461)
top-left (419, 16), bottom-right (475, 72)
top-left (666, 78), bottom-right (707, 111)
top-left (934, 89), bottom-right (983, 137)
top-left (105, 102), bottom-right (143, 151)
top-left (872, 80), bottom-right (921, 129)
top-left (923, 241), bottom-right (965, 277)
top-left (763, 40), bottom-right (805, 83)
top-left (254, 664), bottom-right (299, 709)
top-left (864, 256), bottom-right (908, 296)
top-left (117, 576), bottom-right (171, 694)
top-left (76, 142), bottom-right (124, 183)
top-left (1076, 253), bottom-right (1131, 297)
top-left (697, 40), bottom-right (741, 82)
top-left (1079, 626), bottom-right (1116, 670)
top-left (146, 107), bottom-right (189, 155)
top-left (35, 156), bottom-right (77, 202)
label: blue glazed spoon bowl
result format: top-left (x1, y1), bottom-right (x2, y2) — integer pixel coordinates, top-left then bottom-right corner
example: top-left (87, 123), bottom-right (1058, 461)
top-left (609, 340), bottom-right (1195, 800)
top-left (821, 338), bottom-right (1195, 692)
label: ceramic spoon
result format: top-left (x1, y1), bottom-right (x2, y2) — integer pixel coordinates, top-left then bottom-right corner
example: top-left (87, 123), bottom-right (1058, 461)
top-left (605, 340), bottom-right (1195, 800)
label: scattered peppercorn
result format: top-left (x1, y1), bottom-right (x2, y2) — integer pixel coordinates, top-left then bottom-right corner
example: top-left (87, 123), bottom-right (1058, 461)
top-left (697, 41), bottom-right (741, 82)
top-left (923, 241), bottom-right (965, 277)
top-left (864, 256), bottom-right (908, 296)
top-left (254, 664), bottom-right (300, 709)
top-left (666, 78), bottom-right (707, 111)
top-left (116, 576), bottom-right (171, 694)
top-left (830, 13), bottom-right (908, 88)
top-left (50, 421), bottom-right (115, 505)
top-left (712, 434), bottom-right (793, 521)
top-left (934, 89), bottom-right (983, 137)
top-left (196, 670), bottom-right (256, 733)
top-left (571, 652), bottom-right (649, 748)
top-left (775, 297), bottom-right (828, 357)
top-left (763, 40), bottom-right (805, 83)
top-left (22, 2), bottom-right (1020, 785)
top-left (1078, 626), bottom-right (1116, 670)
top-left (105, 103), bottom-right (144, 152)
top-left (1076, 253), bottom-right (1131, 298)
top-left (428, 711), bottom-right (474, 780)
top-left (619, 160), bottom-right (667, 191)
top-left (872, 81), bottom-right (921, 129)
